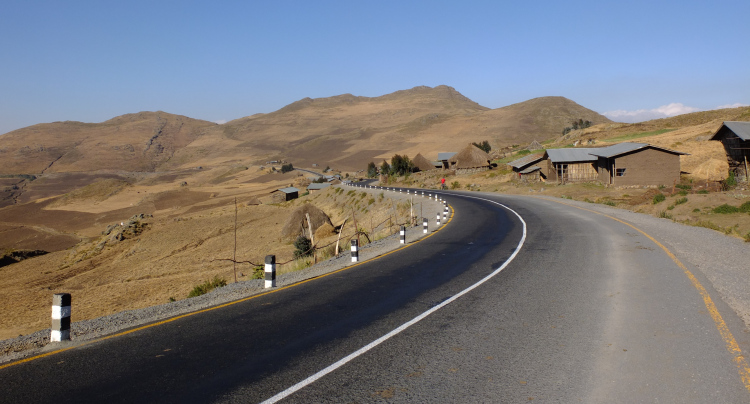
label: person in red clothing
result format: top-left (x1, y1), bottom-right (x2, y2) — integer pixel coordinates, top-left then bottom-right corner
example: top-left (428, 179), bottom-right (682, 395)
top-left (441, 177), bottom-right (446, 190)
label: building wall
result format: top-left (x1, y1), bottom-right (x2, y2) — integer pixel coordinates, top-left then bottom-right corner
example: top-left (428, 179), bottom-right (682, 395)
top-left (716, 131), bottom-right (749, 182)
top-left (607, 148), bottom-right (681, 186)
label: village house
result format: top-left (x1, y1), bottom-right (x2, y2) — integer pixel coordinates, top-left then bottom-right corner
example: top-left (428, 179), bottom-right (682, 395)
top-left (306, 183), bottom-right (331, 193)
top-left (591, 143), bottom-right (687, 187)
top-left (448, 143), bottom-right (493, 174)
top-left (507, 153), bottom-right (545, 182)
top-left (437, 152), bottom-right (457, 169)
top-left (412, 153), bottom-right (436, 172)
top-left (270, 187), bottom-right (299, 202)
top-left (542, 142), bottom-right (687, 186)
top-left (543, 148), bottom-right (600, 184)
top-left (710, 121), bottom-right (750, 183)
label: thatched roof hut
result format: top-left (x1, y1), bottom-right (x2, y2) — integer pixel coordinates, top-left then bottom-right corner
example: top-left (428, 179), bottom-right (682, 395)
top-left (528, 140), bottom-right (543, 151)
top-left (448, 143), bottom-right (492, 170)
top-left (412, 153), bottom-right (435, 172)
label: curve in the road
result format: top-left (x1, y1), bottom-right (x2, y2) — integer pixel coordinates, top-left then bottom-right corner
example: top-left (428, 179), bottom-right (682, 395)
top-left (261, 193), bottom-right (527, 403)
top-left (534, 196), bottom-right (750, 393)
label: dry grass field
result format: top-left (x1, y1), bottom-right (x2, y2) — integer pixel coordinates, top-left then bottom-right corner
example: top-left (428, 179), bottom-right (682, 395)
top-left (0, 164), bottom-right (425, 340)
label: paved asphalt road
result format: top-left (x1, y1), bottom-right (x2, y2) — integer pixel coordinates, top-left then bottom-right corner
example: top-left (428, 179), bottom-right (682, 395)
top-left (2, 188), bottom-right (749, 403)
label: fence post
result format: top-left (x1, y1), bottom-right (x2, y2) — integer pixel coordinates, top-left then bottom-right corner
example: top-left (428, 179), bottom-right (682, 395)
top-left (400, 225), bottom-right (406, 244)
top-left (423, 217), bottom-right (428, 234)
top-left (51, 293), bottom-right (71, 342)
top-left (265, 255), bottom-right (276, 288)
top-left (351, 239), bottom-right (359, 262)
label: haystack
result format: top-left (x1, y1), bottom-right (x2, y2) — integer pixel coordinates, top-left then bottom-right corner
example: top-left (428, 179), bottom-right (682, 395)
top-left (412, 153), bottom-right (435, 172)
top-left (528, 140), bottom-right (542, 151)
top-left (281, 204), bottom-right (333, 240)
top-left (448, 143), bottom-right (492, 169)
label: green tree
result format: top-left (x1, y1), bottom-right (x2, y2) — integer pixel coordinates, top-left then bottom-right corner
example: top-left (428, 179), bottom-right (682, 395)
top-left (390, 154), bottom-right (414, 176)
top-left (280, 163), bottom-right (294, 173)
top-left (380, 160), bottom-right (391, 176)
top-left (293, 236), bottom-right (313, 258)
top-left (472, 140), bottom-right (491, 153)
top-left (366, 162), bottom-right (378, 178)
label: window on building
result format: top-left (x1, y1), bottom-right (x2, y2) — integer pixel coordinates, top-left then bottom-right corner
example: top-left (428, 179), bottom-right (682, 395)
top-left (616, 168), bottom-right (626, 177)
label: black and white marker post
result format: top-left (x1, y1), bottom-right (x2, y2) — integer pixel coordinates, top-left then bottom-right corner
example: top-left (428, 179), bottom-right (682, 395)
top-left (265, 255), bottom-right (276, 288)
top-left (423, 217), bottom-right (428, 234)
top-left (351, 239), bottom-right (359, 262)
top-left (51, 293), bottom-right (71, 342)
top-left (400, 225), bottom-right (406, 244)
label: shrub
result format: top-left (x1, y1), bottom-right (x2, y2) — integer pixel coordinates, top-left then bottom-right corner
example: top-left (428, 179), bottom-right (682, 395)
top-left (697, 190), bottom-right (709, 194)
top-left (744, 232), bottom-right (750, 243)
top-left (252, 265), bottom-right (264, 279)
top-left (676, 184), bottom-right (692, 190)
top-left (693, 208), bottom-right (700, 212)
top-left (368, 198), bottom-right (375, 205)
top-left (293, 236), bottom-right (313, 258)
top-left (188, 276), bottom-right (227, 298)
top-left (451, 181), bottom-right (461, 189)
top-left (713, 204), bottom-right (739, 214)
top-left (652, 193), bottom-right (666, 204)
top-left (675, 197), bottom-right (688, 205)
top-left (740, 201), bottom-right (750, 213)
top-left (280, 163), bottom-right (294, 173)
top-left (657, 211), bottom-right (673, 219)
top-left (602, 201), bottom-right (616, 206)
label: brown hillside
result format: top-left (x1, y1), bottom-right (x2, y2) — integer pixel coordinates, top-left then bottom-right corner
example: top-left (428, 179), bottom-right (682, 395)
top-left (0, 112), bottom-right (216, 174)
top-left (189, 88), bottom-right (609, 170)
top-left (0, 86), bottom-right (610, 174)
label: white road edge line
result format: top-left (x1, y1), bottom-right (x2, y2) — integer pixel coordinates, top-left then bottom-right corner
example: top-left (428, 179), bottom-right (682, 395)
top-left (261, 193), bottom-right (526, 404)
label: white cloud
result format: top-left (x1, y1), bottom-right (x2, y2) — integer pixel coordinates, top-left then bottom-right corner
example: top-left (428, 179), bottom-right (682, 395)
top-left (602, 102), bottom-right (749, 123)
top-left (716, 103), bottom-right (749, 109)
top-left (215, 119), bottom-right (227, 124)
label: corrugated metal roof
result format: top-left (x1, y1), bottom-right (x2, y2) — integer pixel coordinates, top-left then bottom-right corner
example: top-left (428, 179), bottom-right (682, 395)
top-left (715, 121), bottom-right (750, 141)
top-left (276, 187), bottom-right (299, 194)
top-left (589, 142), bottom-right (688, 158)
top-left (519, 166), bottom-right (542, 174)
top-left (437, 152), bottom-right (457, 161)
top-left (545, 148), bottom-right (599, 163)
top-left (508, 153), bottom-right (544, 169)
top-left (307, 183), bottom-right (331, 190)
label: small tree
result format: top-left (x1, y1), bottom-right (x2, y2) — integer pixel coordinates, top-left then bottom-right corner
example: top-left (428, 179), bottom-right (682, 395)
top-left (380, 160), bottom-right (391, 176)
top-left (280, 163), bottom-right (294, 173)
top-left (472, 140), bottom-right (491, 153)
top-left (366, 162), bottom-right (378, 178)
top-left (293, 236), bottom-right (313, 258)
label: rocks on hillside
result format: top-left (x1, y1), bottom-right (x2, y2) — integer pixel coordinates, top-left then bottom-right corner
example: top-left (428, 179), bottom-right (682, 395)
top-left (281, 205), bottom-right (332, 240)
top-left (0, 250), bottom-right (48, 268)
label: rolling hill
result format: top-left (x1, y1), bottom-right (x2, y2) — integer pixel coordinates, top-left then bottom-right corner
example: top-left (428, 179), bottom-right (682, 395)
top-left (0, 86), bottom-right (611, 174)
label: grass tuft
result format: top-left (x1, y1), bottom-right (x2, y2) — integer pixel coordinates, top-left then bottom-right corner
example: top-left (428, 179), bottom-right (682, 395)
top-left (188, 276), bottom-right (227, 298)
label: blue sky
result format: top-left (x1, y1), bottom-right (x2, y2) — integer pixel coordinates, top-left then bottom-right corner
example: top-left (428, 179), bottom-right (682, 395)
top-left (1, 0), bottom-right (748, 135)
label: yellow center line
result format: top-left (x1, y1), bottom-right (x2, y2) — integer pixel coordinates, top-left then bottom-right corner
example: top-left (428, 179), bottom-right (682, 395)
top-left (0, 194), bottom-right (454, 370)
top-left (535, 196), bottom-right (750, 392)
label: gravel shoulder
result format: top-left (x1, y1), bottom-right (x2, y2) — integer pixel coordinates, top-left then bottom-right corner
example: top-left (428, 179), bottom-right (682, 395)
top-left (527, 194), bottom-right (750, 328)
top-left (0, 185), bottom-right (448, 364)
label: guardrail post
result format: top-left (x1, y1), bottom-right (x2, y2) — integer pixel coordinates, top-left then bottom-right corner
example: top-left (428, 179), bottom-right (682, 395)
top-left (351, 239), bottom-right (359, 262)
top-left (265, 255), bottom-right (276, 288)
top-left (400, 225), bottom-right (406, 244)
top-left (51, 293), bottom-right (71, 342)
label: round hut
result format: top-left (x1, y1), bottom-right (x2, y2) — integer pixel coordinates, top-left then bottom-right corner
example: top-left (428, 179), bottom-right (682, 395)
top-left (448, 143), bottom-right (492, 174)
